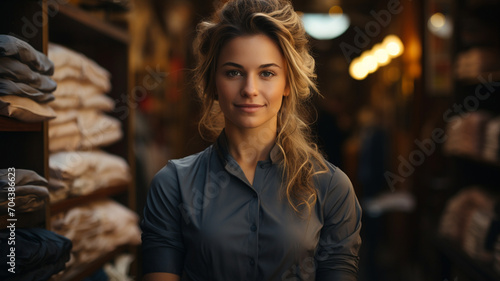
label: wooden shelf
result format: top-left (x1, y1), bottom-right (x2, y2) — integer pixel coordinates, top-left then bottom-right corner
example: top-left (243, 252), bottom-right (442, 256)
top-left (455, 71), bottom-right (500, 85)
top-left (0, 116), bottom-right (43, 132)
top-left (50, 184), bottom-right (128, 214)
top-left (434, 236), bottom-right (500, 281)
top-left (446, 153), bottom-right (500, 170)
top-left (49, 1), bottom-right (129, 44)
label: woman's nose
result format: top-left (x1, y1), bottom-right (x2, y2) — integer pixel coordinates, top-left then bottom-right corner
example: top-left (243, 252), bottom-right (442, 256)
top-left (241, 74), bottom-right (258, 97)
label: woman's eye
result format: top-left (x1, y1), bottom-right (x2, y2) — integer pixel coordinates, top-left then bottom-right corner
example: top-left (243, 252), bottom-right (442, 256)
top-left (261, 71), bottom-right (275, 78)
top-left (226, 70), bottom-right (241, 77)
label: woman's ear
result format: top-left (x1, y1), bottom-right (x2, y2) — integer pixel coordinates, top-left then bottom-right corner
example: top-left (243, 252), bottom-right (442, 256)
top-left (284, 85), bottom-right (290, 97)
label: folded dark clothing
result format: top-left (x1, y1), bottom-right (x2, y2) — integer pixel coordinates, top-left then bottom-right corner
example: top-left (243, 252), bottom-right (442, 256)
top-left (7, 261), bottom-right (69, 281)
top-left (0, 57), bottom-right (57, 93)
top-left (0, 35), bottom-right (54, 75)
top-left (0, 185), bottom-right (49, 213)
top-left (0, 169), bottom-right (48, 187)
top-left (0, 228), bottom-right (72, 281)
top-left (0, 78), bottom-right (55, 103)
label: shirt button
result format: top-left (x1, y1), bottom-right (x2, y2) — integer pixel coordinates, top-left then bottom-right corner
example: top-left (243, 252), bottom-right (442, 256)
top-left (250, 259), bottom-right (255, 266)
top-left (250, 224), bottom-right (257, 232)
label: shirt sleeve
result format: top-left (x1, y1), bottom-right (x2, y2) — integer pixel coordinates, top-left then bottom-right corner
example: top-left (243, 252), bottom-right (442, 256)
top-left (315, 167), bottom-right (362, 281)
top-left (140, 162), bottom-right (185, 275)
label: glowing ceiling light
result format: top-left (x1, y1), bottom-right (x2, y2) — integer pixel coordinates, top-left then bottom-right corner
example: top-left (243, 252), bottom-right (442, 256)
top-left (430, 12), bottom-right (445, 28)
top-left (383, 35), bottom-right (404, 57)
top-left (349, 57), bottom-right (368, 80)
top-left (349, 35), bottom-right (404, 80)
top-left (427, 12), bottom-right (453, 38)
top-left (329, 5), bottom-right (343, 15)
top-left (361, 51), bottom-right (378, 73)
top-left (373, 44), bottom-right (390, 66)
top-left (301, 13), bottom-right (350, 40)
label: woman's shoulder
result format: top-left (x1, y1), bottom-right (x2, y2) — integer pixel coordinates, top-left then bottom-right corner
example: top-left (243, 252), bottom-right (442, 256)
top-left (153, 145), bottom-right (215, 181)
top-left (314, 159), bottom-right (354, 196)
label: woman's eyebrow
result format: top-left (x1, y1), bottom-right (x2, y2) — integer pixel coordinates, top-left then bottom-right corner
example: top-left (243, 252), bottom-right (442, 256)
top-left (221, 62), bottom-right (281, 68)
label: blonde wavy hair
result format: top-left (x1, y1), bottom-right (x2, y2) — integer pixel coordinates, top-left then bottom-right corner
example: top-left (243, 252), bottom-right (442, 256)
top-left (193, 0), bottom-right (328, 214)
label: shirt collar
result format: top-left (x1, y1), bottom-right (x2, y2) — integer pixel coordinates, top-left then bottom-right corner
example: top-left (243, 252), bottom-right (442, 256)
top-left (214, 129), bottom-right (283, 166)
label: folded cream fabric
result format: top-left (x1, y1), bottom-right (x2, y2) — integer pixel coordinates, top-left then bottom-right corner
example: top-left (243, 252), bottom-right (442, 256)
top-left (455, 48), bottom-right (500, 79)
top-left (50, 109), bottom-right (79, 125)
top-left (49, 110), bottom-right (122, 152)
top-left (48, 43), bottom-right (111, 92)
top-left (80, 129), bottom-right (122, 150)
top-left (49, 93), bottom-right (114, 111)
top-left (49, 150), bottom-right (130, 194)
top-left (51, 200), bottom-right (141, 267)
top-left (0, 95), bottom-right (56, 122)
top-left (49, 134), bottom-right (81, 152)
top-left (484, 117), bottom-right (500, 162)
top-left (48, 120), bottom-right (80, 139)
top-left (0, 57), bottom-right (57, 92)
top-left (0, 35), bottom-right (54, 75)
top-left (47, 177), bottom-right (70, 203)
top-left (0, 78), bottom-right (55, 103)
top-left (54, 79), bottom-right (105, 98)
top-left (78, 110), bottom-right (121, 148)
top-left (50, 95), bottom-right (80, 110)
top-left (82, 94), bottom-right (115, 111)
top-left (439, 187), bottom-right (494, 246)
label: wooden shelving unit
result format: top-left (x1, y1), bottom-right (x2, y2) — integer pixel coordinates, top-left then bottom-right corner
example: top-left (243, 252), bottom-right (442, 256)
top-left (423, 0), bottom-right (500, 280)
top-left (433, 236), bottom-right (500, 281)
top-left (50, 184), bottom-right (128, 215)
top-left (0, 0), bottom-right (136, 280)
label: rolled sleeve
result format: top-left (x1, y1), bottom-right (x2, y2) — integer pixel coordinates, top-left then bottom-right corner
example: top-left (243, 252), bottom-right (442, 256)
top-left (315, 167), bottom-right (362, 281)
top-left (141, 162), bottom-right (185, 275)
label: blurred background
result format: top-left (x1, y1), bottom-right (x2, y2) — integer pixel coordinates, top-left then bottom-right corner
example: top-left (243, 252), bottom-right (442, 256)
top-left (128, 0), bottom-right (500, 280)
top-left (2, 0), bottom-right (500, 280)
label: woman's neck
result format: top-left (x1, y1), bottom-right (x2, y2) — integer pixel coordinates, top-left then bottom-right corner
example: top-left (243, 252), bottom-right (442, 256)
top-left (224, 124), bottom-right (277, 168)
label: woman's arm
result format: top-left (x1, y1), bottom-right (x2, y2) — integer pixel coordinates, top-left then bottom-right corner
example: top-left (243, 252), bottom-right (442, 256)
top-left (315, 167), bottom-right (362, 281)
top-left (141, 164), bottom-right (186, 277)
top-left (143, 273), bottom-right (181, 281)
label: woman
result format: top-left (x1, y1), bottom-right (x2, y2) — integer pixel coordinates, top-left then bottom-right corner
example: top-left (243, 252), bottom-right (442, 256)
top-left (141, 0), bottom-right (362, 280)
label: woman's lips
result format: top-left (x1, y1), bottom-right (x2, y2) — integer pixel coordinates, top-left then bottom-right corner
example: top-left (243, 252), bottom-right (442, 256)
top-left (234, 104), bottom-right (264, 113)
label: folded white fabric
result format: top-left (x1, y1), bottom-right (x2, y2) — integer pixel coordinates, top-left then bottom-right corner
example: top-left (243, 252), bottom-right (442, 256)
top-left (48, 43), bottom-right (111, 92)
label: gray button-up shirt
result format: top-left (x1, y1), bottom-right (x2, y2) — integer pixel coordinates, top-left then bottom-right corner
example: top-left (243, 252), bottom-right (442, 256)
top-left (141, 132), bottom-right (362, 280)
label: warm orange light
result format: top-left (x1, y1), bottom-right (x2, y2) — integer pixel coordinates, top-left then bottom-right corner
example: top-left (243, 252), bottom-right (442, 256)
top-left (329, 5), bottom-right (343, 15)
top-left (349, 35), bottom-right (404, 80)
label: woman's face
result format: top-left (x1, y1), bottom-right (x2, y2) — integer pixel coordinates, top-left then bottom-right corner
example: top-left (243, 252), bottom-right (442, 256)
top-left (216, 34), bottom-right (288, 132)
